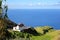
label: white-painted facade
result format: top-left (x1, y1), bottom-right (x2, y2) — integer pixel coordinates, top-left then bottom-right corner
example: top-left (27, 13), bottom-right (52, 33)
top-left (13, 25), bottom-right (30, 32)
top-left (13, 25), bottom-right (20, 31)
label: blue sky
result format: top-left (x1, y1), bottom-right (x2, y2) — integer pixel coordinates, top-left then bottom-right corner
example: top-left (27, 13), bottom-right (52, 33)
top-left (6, 0), bottom-right (60, 9)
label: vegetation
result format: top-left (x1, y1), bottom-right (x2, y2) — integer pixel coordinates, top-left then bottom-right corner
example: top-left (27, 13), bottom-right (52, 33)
top-left (31, 30), bottom-right (60, 40)
top-left (35, 26), bottom-right (54, 34)
top-left (0, 0), bottom-right (8, 40)
top-left (21, 27), bottom-right (39, 36)
top-left (7, 26), bottom-right (56, 40)
top-left (6, 26), bottom-right (60, 40)
top-left (7, 31), bottom-right (32, 40)
top-left (0, 0), bottom-right (16, 40)
top-left (0, 18), bottom-right (7, 40)
top-left (0, 0), bottom-right (60, 40)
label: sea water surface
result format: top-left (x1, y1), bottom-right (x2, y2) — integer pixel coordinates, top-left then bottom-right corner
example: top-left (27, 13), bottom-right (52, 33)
top-left (8, 9), bottom-right (60, 29)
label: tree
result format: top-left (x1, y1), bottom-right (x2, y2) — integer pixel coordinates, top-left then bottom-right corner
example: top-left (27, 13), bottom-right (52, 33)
top-left (0, 0), bottom-right (8, 19)
top-left (4, 0), bottom-right (8, 19)
top-left (0, 0), bottom-right (9, 40)
top-left (0, 0), bottom-right (17, 40)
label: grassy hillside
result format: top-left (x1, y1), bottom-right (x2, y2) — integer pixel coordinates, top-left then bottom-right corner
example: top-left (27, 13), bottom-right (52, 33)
top-left (31, 26), bottom-right (60, 40)
top-left (8, 26), bottom-right (60, 40)
top-left (31, 30), bottom-right (60, 40)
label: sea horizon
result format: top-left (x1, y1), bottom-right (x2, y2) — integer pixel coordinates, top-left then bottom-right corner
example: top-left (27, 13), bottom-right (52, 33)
top-left (7, 9), bottom-right (60, 29)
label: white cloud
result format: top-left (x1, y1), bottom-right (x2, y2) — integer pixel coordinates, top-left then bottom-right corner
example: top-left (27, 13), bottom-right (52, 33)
top-left (28, 3), bottom-right (33, 6)
top-left (8, 2), bottom-right (60, 9)
top-left (51, 2), bottom-right (60, 6)
top-left (37, 3), bottom-right (41, 5)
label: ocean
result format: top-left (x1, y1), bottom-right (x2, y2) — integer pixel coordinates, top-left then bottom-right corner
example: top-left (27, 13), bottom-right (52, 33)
top-left (7, 9), bottom-right (60, 29)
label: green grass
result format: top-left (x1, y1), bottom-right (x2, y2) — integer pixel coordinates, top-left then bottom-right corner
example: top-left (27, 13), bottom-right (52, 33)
top-left (31, 30), bottom-right (60, 40)
top-left (8, 26), bottom-right (60, 40)
top-left (30, 26), bottom-right (60, 40)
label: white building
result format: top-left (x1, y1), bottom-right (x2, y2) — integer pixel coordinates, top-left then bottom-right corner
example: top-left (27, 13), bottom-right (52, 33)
top-left (13, 24), bottom-right (30, 32)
